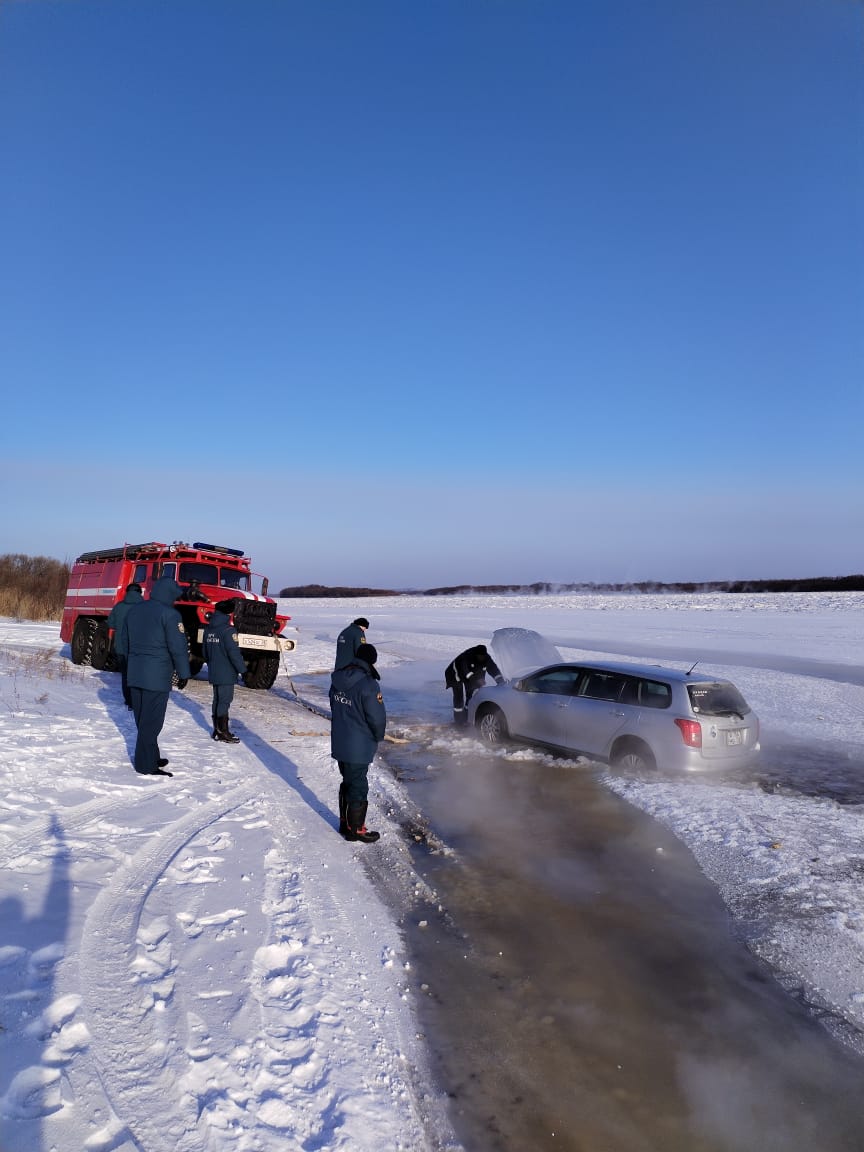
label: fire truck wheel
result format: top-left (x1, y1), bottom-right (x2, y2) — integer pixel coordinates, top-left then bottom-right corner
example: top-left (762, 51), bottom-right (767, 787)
top-left (71, 618), bottom-right (97, 666)
top-left (243, 654), bottom-right (280, 690)
top-left (89, 622), bottom-right (112, 671)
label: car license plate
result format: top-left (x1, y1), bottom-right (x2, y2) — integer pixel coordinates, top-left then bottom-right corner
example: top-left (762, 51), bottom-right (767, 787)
top-left (726, 729), bottom-right (744, 746)
top-left (241, 636), bottom-right (269, 649)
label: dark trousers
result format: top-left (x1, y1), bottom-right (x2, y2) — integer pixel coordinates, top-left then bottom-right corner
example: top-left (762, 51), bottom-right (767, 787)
top-left (130, 687), bottom-right (169, 775)
top-left (117, 654), bottom-right (131, 707)
top-left (212, 683), bottom-right (235, 718)
top-left (450, 675), bottom-right (483, 721)
top-left (338, 761), bottom-right (370, 806)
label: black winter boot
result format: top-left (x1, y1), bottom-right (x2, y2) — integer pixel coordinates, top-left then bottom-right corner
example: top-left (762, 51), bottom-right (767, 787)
top-left (345, 802), bottom-right (380, 844)
top-left (338, 785), bottom-right (349, 838)
top-left (214, 716), bottom-right (240, 744)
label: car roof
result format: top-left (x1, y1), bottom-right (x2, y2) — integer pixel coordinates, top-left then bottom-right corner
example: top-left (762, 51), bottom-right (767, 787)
top-left (526, 660), bottom-right (728, 685)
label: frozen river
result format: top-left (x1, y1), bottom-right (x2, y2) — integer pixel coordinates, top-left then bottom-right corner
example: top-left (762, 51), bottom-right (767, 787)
top-left (288, 591), bottom-right (864, 1151)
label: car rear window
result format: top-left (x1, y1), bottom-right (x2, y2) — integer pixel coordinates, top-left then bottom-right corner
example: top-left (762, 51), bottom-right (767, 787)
top-left (687, 681), bottom-right (751, 717)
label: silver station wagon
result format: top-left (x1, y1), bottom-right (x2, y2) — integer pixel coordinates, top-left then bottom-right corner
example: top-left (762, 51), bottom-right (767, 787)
top-left (466, 660), bottom-right (761, 773)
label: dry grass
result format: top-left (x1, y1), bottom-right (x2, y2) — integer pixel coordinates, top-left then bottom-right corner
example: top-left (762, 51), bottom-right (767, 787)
top-left (0, 553), bottom-right (68, 622)
top-left (0, 643), bottom-right (81, 715)
top-left (0, 645), bottom-right (75, 680)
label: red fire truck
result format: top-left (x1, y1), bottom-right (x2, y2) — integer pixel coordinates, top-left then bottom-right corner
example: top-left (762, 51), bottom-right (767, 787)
top-left (60, 541), bottom-right (297, 689)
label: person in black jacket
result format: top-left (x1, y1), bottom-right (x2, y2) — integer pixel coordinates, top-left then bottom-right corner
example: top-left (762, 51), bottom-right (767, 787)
top-left (203, 600), bottom-right (247, 743)
top-left (444, 644), bottom-right (504, 726)
top-left (116, 576), bottom-right (191, 777)
top-left (107, 582), bottom-right (143, 707)
top-left (329, 643), bottom-right (385, 843)
top-left (334, 617), bottom-right (369, 670)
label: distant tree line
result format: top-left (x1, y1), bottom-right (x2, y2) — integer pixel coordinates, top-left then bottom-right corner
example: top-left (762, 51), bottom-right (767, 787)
top-left (282, 575), bottom-right (864, 597)
top-left (278, 583), bottom-right (402, 598)
top-left (0, 553), bottom-right (69, 621)
top-left (423, 575), bottom-right (864, 595)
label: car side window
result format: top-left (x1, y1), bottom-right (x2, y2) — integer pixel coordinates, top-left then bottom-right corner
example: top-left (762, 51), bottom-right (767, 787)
top-left (579, 672), bottom-right (626, 702)
top-left (619, 678), bottom-right (640, 705)
top-left (524, 669), bottom-right (582, 695)
top-left (639, 679), bottom-right (672, 709)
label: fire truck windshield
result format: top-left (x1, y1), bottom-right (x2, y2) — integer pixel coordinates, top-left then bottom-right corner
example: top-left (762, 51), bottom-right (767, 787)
top-left (177, 563), bottom-right (219, 585)
top-left (158, 562), bottom-right (250, 592)
top-left (218, 570), bottom-right (249, 590)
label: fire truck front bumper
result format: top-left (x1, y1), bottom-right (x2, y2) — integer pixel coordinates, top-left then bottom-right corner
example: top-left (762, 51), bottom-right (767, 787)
top-left (237, 632), bottom-right (298, 654)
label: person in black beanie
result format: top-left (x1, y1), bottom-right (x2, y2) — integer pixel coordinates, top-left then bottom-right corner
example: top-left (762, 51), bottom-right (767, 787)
top-left (329, 642), bottom-right (385, 843)
top-left (116, 576), bottom-right (191, 777)
top-left (334, 617), bottom-right (370, 670)
top-left (444, 644), bottom-right (505, 726)
top-left (202, 599), bottom-right (247, 743)
top-left (107, 582), bottom-right (143, 708)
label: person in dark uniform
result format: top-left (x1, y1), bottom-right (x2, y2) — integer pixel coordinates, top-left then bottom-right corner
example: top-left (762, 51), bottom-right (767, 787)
top-left (107, 582), bottom-right (143, 707)
top-left (116, 576), bottom-right (191, 778)
top-left (203, 599), bottom-right (247, 744)
top-left (329, 642), bottom-right (385, 843)
top-left (444, 644), bottom-right (505, 726)
top-left (334, 617), bottom-right (370, 670)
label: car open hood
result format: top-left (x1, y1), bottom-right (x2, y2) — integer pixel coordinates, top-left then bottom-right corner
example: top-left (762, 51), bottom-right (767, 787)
top-left (490, 627), bottom-right (563, 679)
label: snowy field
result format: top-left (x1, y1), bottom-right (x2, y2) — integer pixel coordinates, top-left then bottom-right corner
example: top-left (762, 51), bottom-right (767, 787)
top-left (1, 590), bottom-right (864, 1151)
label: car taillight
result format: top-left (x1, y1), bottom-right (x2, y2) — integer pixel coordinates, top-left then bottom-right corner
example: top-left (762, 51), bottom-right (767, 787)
top-left (675, 718), bottom-right (702, 748)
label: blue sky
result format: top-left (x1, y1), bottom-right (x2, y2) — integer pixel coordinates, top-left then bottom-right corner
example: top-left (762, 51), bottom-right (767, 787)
top-left (1, 0), bottom-right (861, 589)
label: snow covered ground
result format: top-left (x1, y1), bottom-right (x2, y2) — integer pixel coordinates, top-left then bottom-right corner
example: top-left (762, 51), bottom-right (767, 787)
top-left (1, 590), bottom-right (864, 1151)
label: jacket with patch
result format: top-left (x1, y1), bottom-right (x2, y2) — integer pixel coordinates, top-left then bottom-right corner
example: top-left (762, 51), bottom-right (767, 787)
top-left (329, 657), bottom-right (386, 764)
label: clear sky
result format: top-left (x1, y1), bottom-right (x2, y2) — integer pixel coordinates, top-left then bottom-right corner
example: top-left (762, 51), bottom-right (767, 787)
top-left (1, 0), bottom-right (861, 590)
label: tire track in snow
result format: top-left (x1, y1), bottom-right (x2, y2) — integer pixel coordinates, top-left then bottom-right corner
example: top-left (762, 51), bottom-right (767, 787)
top-left (78, 783), bottom-right (258, 1152)
top-left (0, 791), bottom-right (160, 869)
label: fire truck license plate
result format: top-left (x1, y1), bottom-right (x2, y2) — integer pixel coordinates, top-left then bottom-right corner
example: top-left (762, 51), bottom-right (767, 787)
top-left (242, 636), bottom-right (269, 649)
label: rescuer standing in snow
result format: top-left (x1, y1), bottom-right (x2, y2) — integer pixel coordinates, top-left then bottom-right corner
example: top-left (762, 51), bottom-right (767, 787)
top-left (116, 576), bottom-right (191, 778)
top-left (444, 644), bottom-right (505, 726)
top-left (107, 581), bottom-right (143, 708)
top-left (334, 617), bottom-right (370, 670)
top-left (203, 599), bottom-right (247, 744)
top-left (329, 643), bottom-right (385, 843)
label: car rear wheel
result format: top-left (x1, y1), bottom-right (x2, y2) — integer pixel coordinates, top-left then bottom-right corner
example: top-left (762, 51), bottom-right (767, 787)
top-left (477, 705), bottom-right (509, 746)
top-left (612, 741), bottom-right (656, 773)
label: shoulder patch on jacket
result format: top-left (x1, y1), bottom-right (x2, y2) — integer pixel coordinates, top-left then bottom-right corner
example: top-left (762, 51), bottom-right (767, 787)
top-left (178, 622), bottom-right (186, 633)
top-left (377, 692), bottom-right (383, 703)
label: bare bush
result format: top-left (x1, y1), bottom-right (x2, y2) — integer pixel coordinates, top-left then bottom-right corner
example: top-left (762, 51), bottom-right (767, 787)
top-left (0, 553), bottom-right (69, 622)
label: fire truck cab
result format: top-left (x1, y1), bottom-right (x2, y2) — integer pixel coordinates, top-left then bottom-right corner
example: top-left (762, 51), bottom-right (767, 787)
top-left (61, 541), bottom-right (297, 690)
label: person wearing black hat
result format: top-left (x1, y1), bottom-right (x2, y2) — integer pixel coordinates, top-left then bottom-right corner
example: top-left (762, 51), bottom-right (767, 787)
top-left (116, 576), bottom-right (192, 777)
top-left (444, 644), bottom-right (505, 726)
top-left (107, 582), bottom-right (144, 707)
top-left (334, 617), bottom-right (370, 671)
top-left (329, 642), bottom-right (385, 843)
top-left (202, 599), bottom-right (247, 743)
